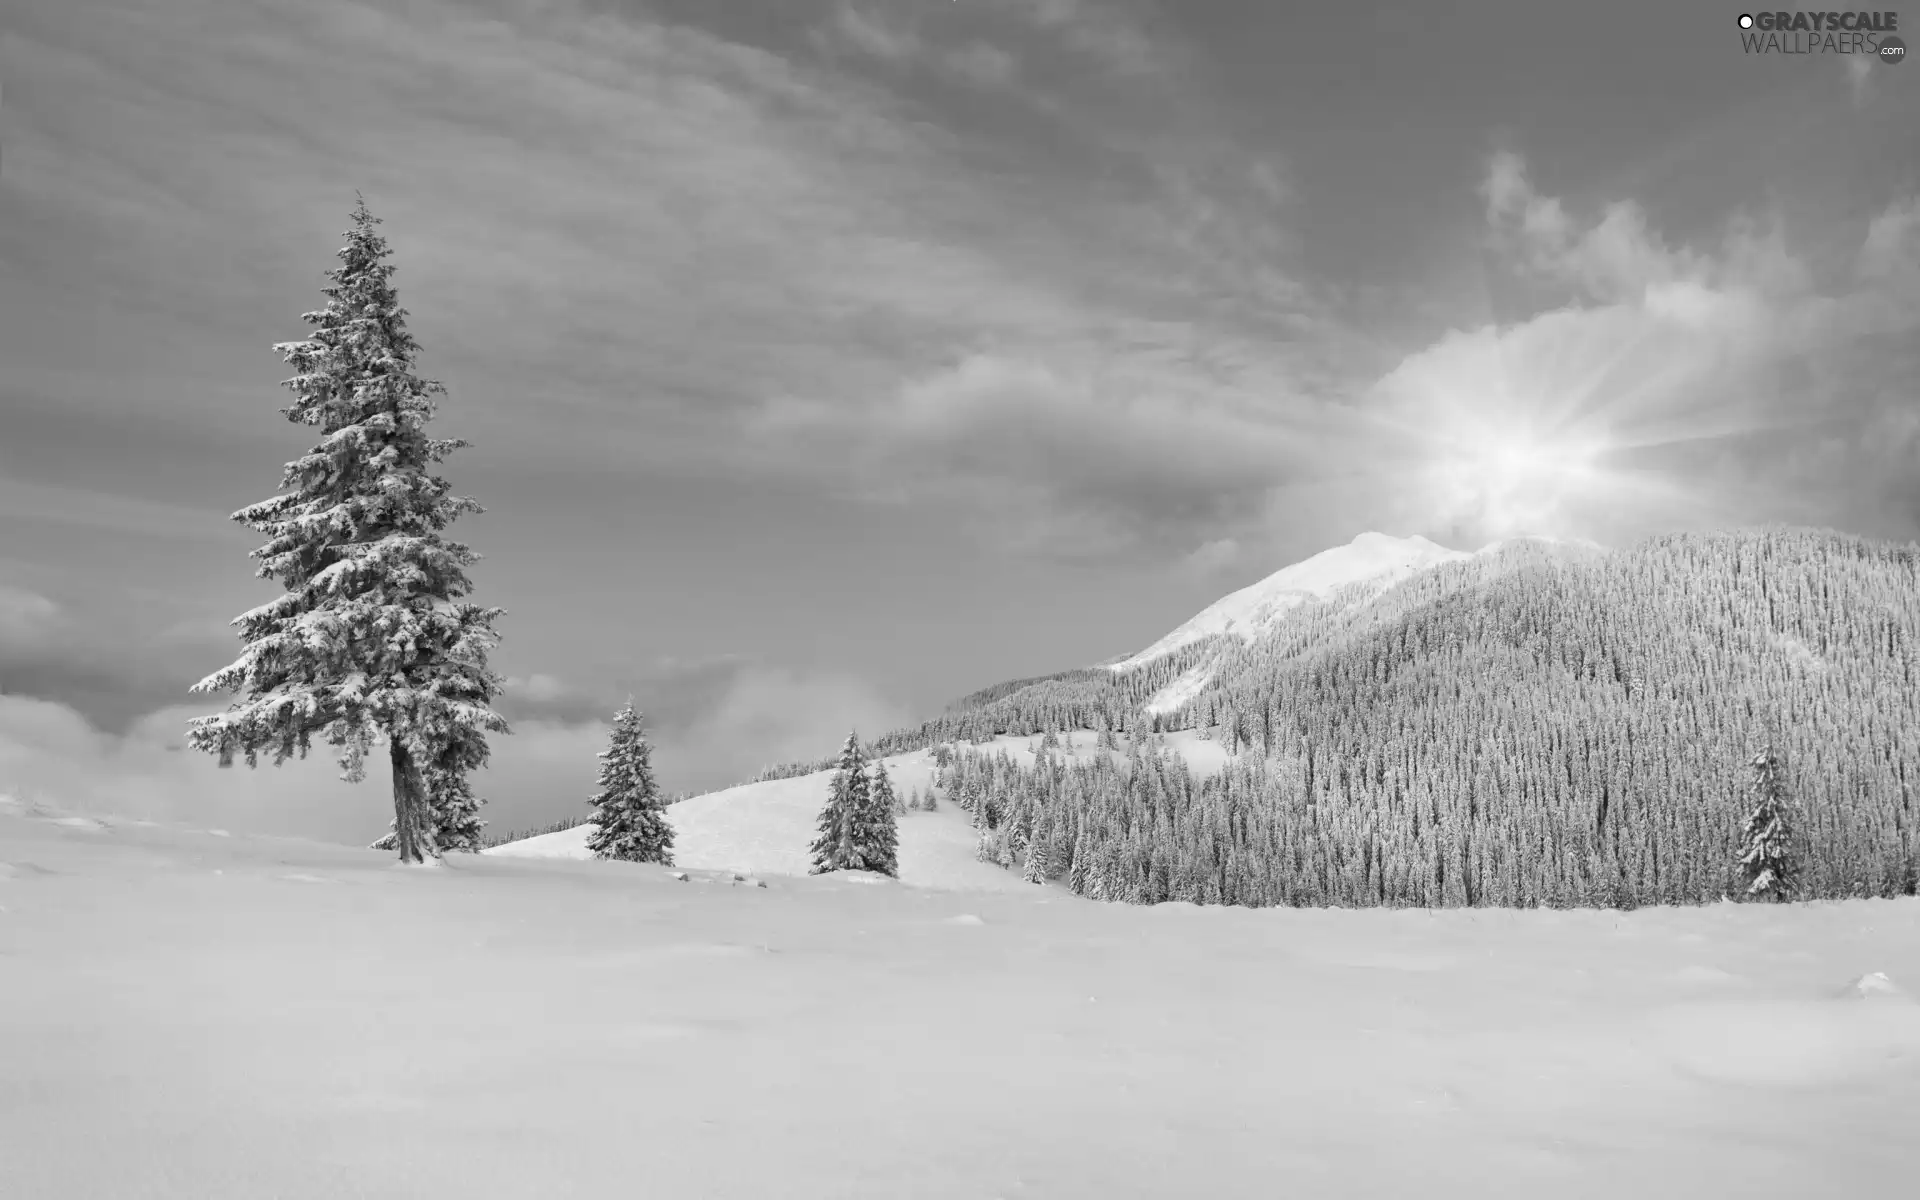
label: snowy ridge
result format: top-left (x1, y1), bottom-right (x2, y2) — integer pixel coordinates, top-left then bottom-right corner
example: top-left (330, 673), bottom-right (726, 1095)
top-left (489, 732), bottom-right (1240, 874)
top-left (1111, 532), bottom-right (1472, 673)
top-left (489, 746), bottom-right (1000, 885)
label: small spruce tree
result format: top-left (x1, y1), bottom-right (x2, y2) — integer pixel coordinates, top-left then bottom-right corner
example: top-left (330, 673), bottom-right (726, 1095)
top-left (858, 759), bottom-right (902, 876)
top-left (1737, 741), bottom-right (1798, 901)
top-left (585, 702), bottom-right (675, 865)
top-left (873, 761), bottom-right (906, 816)
top-left (188, 196), bottom-right (507, 864)
top-left (1021, 815), bottom-right (1050, 884)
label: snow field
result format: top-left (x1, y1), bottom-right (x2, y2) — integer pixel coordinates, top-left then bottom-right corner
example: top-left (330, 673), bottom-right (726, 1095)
top-left (4, 801), bottom-right (1919, 1199)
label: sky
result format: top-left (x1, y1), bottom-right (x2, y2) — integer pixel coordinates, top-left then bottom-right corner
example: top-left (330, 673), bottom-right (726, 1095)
top-left (2, 0), bottom-right (1917, 842)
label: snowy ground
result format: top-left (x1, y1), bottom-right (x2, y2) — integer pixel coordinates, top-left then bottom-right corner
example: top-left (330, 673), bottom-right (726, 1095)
top-left (6, 793), bottom-right (1920, 1199)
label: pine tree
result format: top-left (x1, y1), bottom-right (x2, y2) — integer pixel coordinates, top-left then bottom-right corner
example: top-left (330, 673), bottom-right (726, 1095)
top-left (188, 197), bottom-right (507, 864)
top-left (921, 783), bottom-right (937, 812)
top-left (810, 732), bottom-right (871, 874)
top-left (1738, 741), bottom-right (1797, 901)
top-left (1021, 817), bottom-right (1050, 884)
top-left (808, 733), bottom-right (899, 877)
top-left (585, 701), bottom-right (675, 865)
top-left (906, 786), bottom-right (922, 812)
top-left (857, 758), bottom-right (902, 877)
top-left (873, 760), bottom-right (906, 816)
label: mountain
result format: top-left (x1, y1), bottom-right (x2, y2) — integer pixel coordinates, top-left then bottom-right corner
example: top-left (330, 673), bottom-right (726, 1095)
top-left (729, 531), bottom-right (1619, 766)
top-left (901, 527), bottom-right (1920, 907)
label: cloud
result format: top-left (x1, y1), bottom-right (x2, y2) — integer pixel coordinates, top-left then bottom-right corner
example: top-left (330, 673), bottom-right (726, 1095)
top-left (1480, 150), bottom-right (1814, 308)
top-left (993, 0), bottom-right (1166, 78)
top-left (1859, 196), bottom-right (1920, 283)
top-left (824, 4), bottom-right (921, 62)
top-left (821, 0), bottom-right (1166, 82)
top-left (10, 0), bottom-right (1916, 612)
top-left (1845, 53), bottom-right (1874, 108)
top-left (0, 658), bottom-right (911, 845)
top-left (0, 584), bottom-right (62, 645)
top-left (0, 468), bottom-right (237, 544)
top-left (0, 580), bottom-right (231, 732)
top-left (1180, 538), bottom-right (1242, 578)
top-left (747, 351), bottom-right (1344, 558)
top-left (496, 657), bottom-right (910, 778)
top-left (0, 695), bottom-right (390, 843)
top-left (1335, 154), bottom-right (1920, 547)
top-left (7, 0), bottom-right (1335, 570)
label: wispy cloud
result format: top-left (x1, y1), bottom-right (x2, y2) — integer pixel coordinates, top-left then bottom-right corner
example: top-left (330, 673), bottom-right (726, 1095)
top-left (6, 0), bottom-right (1359, 588)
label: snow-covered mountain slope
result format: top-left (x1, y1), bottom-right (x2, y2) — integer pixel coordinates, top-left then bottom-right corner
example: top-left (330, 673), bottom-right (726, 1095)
top-left (490, 732), bottom-right (1241, 874)
top-left (1111, 532), bottom-right (1473, 673)
top-left (491, 745), bottom-right (1032, 891)
top-left (10, 801), bottom-right (1920, 1200)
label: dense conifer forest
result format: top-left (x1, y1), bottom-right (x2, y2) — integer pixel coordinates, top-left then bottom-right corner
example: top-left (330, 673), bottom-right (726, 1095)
top-left (803, 530), bottom-right (1920, 907)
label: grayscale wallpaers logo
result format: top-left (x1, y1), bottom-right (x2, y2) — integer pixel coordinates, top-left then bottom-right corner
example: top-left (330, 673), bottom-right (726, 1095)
top-left (1737, 11), bottom-right (1904, 60)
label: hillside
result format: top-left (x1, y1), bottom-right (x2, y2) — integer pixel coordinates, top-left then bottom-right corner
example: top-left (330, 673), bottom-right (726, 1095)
top-left (490, 745), bottom-right (1014, 888)
top-left (489, 733), bottom-right (1236, 882)
top-left (919, 528), bottom-right (1920, 908)
top-left (843, 533), bottom-right (1605, 753)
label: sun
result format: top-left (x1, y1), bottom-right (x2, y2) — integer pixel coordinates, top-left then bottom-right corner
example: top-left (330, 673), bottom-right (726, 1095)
top-left (1426, 425), bottom-right (1610, 541)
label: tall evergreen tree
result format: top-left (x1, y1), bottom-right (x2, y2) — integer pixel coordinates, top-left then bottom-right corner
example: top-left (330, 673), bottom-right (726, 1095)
top-left (1738, 741), bottom-right (1797, 901)
top-left (810, 732), bottom-right (869, 874)
top-left (188, 197), bottom-right (507, 864)
top-left (585, 701), bottom-right (675, 864)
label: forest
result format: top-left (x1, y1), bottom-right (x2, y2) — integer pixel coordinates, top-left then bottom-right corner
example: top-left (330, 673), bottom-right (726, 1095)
top-left (894, 530), bottom-right (1918, 907)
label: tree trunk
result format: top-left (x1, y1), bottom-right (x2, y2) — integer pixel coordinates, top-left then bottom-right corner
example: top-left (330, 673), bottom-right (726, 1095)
top-left (389, 738), bottom-right (437, 864)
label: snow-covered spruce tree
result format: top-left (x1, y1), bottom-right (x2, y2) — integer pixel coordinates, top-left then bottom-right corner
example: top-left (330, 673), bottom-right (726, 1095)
top-left (859, 759), bottom-right (902, 876)
top-left (585, 701), bottom-right (675, 865)
top-left (873, 760), bottom-right (906, 816)
top-left (188, 197), bottom-right (507, 865)
top-left (1738, 741), bottom-right (1798, 901)
top-left (809, 733), bottom-right (867, 874)
top-left (809, 732), bottom-right (897, 876)
top-left (1023, 838), bottom-right (1054, 884)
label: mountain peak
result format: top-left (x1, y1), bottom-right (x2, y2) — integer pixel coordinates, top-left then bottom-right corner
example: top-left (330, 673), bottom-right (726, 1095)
top-left (1109, 533), bottom-right (1469, 672)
